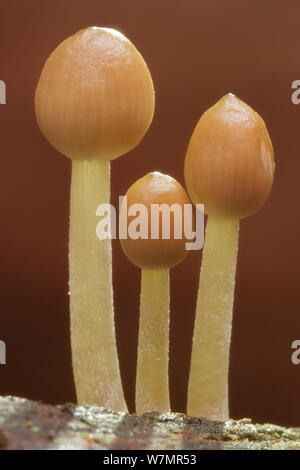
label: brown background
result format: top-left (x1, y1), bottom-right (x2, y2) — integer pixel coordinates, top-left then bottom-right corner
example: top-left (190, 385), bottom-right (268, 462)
top-left (0, 0), bottom-right (299, 427)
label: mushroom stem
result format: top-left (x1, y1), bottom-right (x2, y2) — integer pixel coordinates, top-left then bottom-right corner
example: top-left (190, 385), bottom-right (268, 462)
top-left (187, 216), bottom-right (239, 421)
top-left (136, 269), bottom-right (170, 413)
top-left (69, 159), bottom-right (126, 411)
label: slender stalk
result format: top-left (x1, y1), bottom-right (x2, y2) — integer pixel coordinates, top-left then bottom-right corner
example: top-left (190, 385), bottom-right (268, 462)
top-left (69, 159), bottom-right (127, 411)
top-left (136, 269), bottom-right (170, 413)
top-left (187, 216), bottom-right (239, 421)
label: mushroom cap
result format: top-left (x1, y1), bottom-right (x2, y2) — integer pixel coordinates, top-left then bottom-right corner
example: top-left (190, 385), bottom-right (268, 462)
top-left (35, 27), bottom-right (155, 161)
top-left (184, 94), bottom-right (275, 219)
top-left (120, 172), bottom-right (191, 270)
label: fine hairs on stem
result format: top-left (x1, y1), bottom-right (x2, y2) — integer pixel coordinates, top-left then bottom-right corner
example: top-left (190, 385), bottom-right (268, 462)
top-left (35, 27), bottom-right (275, 420)
top-left (138, 269), bottom-right (170, 412)
top-left (188, 216), bottom-right (239, 420)
top-left (185, 94), bottom-right (275, 420)
top-left (35, 27), bottom-right (155, 410)
top-left (69, 159), bottom-right (117, 406)
top-left (120, 172), bottom-right (191, 413)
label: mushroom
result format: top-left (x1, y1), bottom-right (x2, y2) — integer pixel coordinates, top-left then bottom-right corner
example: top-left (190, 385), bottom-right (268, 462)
top-left (184, 94), bottom-right (275, 421)
top-left (35, 27), bottom-right (155, 410)
top-left (120, 172), bottom-right (190, 412)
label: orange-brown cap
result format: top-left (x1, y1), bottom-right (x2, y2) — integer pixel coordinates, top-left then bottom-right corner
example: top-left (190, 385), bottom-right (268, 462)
top-left (184, 94), bottom-right (275, 219)
top-left (120, 172), bottom-right (191, 270)
top-left (35, 27), bottom-right (155, 161)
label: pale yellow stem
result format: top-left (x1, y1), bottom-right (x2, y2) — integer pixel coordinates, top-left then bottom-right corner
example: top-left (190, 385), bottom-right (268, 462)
top-left (69, 159), bottom-right (127, 411)
top-left (136, 269), bottom-right (170, 413)
top-left (187, 216), bottom-right (239, 421)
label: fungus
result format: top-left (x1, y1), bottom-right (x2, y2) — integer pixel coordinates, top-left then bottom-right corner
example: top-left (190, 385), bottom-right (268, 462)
top-left (35, 27), bottom-right (155, 410)
top-left (120, 172), bottom-right (190, 412)
top-left (184, 94), bottom-right (275, 421)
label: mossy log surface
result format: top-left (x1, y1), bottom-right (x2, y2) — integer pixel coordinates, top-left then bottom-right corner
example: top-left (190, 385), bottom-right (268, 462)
top-left (0, 396), bottom-right (299, 450)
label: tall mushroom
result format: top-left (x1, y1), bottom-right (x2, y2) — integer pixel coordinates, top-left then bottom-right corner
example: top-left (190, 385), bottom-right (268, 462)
top-left (120, 172), bottom-right (190, 413)
top-left (184, 94), bottom-right (275, 421)
top-left (35, 27), bottom-right (155, 410)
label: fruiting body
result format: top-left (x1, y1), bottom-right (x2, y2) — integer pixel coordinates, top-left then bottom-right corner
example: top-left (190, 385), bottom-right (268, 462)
top-left (121, 172), bottom-right (189, 270)
top-left (35, 27), bottom-right (154, 161)
top-left (184, 94), bottom-right (274, 218)
top-left (120, 172), bottom-right (190, 413)
top-left (185, 94), bottom-right (274, 421)
top-left (35, 27), bottom-right (155, 411)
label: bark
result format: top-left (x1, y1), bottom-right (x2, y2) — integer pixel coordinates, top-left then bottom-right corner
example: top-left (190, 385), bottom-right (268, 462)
top-left (0, 396), bottom-right (299, 450)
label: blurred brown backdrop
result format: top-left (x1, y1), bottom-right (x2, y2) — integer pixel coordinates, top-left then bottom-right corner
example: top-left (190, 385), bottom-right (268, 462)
top-left (0, 0), bottom-right (299, 426)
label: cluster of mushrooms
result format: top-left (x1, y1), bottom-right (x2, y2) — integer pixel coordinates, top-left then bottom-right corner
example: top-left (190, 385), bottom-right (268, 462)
top-left (35, 27), bottom-right (275, 421)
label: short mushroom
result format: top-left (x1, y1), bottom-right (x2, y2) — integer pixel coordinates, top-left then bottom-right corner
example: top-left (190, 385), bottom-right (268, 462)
top-left (35, 27), bottom-right (155, 410)
top-left (120, 172), bottom-right (190, 413)
top-left (184, 94), bottom-right (275, 421)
